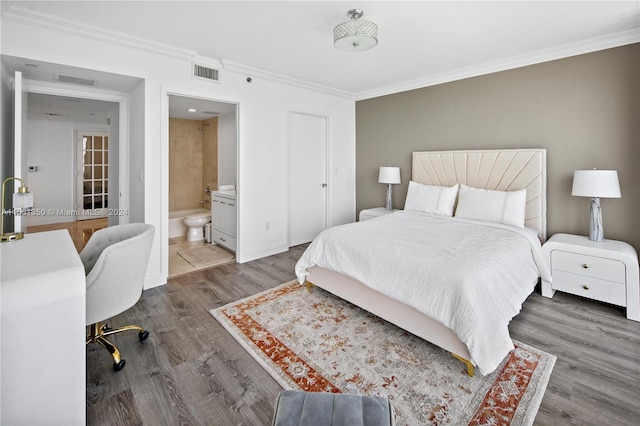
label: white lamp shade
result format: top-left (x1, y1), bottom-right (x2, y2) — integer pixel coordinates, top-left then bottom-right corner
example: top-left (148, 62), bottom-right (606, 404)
top-left (378, 166), bottom-right (401, 184)
top-left (572, 170), bottom-right (621, 198)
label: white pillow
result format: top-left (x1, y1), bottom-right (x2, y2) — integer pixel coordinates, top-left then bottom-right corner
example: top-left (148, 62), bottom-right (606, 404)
top-left (455, 184), bottom-right (526, 228)
top-left (403, 181), bottom-right (458, 217)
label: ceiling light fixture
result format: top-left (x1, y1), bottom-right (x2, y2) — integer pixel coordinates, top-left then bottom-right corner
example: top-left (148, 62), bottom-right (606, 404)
top-left (333, 9), bottom-right (378, 52)
top-left (187, 108), bottom-right (197, 112)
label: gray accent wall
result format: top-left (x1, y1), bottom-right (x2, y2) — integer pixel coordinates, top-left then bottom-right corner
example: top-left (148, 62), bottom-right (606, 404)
top-left (356, 44), bottom-right (640, 251)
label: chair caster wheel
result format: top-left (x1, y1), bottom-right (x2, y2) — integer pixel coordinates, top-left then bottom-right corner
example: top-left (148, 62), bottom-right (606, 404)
top-left (113, 359), bottom-right (126, 372)
top-left (139, 330), bottom-right (149, 341)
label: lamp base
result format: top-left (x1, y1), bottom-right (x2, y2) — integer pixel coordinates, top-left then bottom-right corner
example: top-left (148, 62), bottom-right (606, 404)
top-left (589, 197), bottom-right (604, 242)
top-left (385, 184), bottom-right (393, 211)
top-left (0, 232), bottom-right (24, 243)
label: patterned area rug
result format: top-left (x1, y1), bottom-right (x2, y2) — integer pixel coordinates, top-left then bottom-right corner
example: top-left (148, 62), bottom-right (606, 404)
top-left (178, 244), bottom-right (235, 268)
top-left (210, 281), bottom-right (556, 426)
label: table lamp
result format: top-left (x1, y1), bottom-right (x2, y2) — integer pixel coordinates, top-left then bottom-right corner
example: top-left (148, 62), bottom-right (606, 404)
top-left (1, 177), bottom-right (34, 242)
top-left (378, 166), bottom-right (401, 211)
top-left (571, 169), bottom-right (620, 242)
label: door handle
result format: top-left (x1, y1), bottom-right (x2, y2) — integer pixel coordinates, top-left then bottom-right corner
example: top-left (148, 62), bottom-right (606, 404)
top-left (321, 183), bottom-right (327, 188)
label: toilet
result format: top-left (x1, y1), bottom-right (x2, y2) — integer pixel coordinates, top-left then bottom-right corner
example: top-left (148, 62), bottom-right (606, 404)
top-left (183, 213), bottom-right (211, 242)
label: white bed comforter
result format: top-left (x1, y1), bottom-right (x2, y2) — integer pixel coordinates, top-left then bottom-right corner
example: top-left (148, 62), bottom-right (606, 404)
top-left (295, 211), bottom-right (551, 375)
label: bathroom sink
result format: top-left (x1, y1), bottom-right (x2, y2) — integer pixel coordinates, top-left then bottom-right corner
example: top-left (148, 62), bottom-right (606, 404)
top-left (213, 184), bottom-right (236, 198)
top-left (212, 190), bottom-right (236, 198)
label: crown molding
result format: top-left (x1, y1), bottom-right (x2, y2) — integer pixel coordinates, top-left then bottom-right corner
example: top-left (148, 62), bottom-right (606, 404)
top-left (3, 4), bottom-right (354, 99)
top-left (2, 4), bottom-right (197, 60)
top-left (222, 60), bottom-right (354, 99)
top-left (355, 27), bottom-right (640, 101)
top-left (4, 3), bottom-right (636, 102)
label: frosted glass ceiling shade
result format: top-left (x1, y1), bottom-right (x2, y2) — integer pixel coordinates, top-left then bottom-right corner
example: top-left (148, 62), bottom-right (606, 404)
top-left (572, 169), bottom-right (621, 198)
top-left (333, 9), bottom-right (378, 52)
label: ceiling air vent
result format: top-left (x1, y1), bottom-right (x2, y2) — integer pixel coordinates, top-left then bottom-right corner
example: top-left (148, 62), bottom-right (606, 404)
top-left (193, 64), bottom-right (220, 82)
top-left (55, 74), bottom-right (96, 86)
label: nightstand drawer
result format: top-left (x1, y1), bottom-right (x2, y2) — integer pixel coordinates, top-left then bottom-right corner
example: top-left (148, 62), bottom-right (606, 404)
top-left (552, 270), bottom-right (626, 306)
top-left (551, 250), bottom-right (626, 283)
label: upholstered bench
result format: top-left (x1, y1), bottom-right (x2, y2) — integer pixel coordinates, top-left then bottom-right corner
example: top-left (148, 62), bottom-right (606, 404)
top-left (272, 390), bottom-right (394, 426)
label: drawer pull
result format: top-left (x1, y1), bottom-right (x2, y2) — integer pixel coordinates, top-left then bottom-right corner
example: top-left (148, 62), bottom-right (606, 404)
top-left (220, 237), bottom-right (226, 242)
top-left (582, 284), bottom-right (589, 290)
top-left (581, 264), bottom-right (589, 269)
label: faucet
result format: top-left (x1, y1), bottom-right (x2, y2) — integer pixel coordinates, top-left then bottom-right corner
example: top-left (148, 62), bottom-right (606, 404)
top-left (200, 199), bottom-right (210, 205)
top-left (204, 186), bottom-right (211, 194)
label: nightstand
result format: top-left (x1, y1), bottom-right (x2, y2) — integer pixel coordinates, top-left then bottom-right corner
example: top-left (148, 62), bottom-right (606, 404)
top-left (359, 207), bottom-right (399, 221)
top-left (541, 233), bottom-right (639, 321)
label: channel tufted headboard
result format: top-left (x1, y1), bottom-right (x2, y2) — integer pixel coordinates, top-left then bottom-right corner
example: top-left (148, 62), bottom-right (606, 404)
top-left (412, 149), bottom-right (547, 241)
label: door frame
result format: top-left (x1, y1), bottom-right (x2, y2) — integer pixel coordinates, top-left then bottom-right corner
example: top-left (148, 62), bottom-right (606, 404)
top-left (160, 86), bottom-right (241, 279)
top-left (285, 106), bottom-right (331, 247)
top-left (74, 128), bottom-right (110, 220)
top-left (12, 71), bottom-right (27, 233)
top-left (22, 79), bottom-right (130, 225)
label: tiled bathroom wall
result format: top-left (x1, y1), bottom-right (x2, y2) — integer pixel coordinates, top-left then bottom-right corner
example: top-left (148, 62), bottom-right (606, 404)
top-left (169, 117), bottom-right (218, 212)
top-left (202, 117), bottom-right (218, 196)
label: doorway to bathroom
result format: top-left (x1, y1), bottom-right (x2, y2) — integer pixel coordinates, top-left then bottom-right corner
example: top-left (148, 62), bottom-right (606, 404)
top-left (167, 94), bottom-right (238, 278)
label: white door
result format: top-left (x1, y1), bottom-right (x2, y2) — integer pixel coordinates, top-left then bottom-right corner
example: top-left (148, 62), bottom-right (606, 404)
top-left (12, 71), bottom-right (27, 233)
top-left (287, 111), bottom-right (328, 246)
top-left (75, 130), bottom-right (109, 220)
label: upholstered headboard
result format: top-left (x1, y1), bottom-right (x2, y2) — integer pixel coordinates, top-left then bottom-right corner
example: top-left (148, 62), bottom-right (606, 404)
top-left (412, 149), bottom-right (547, 241)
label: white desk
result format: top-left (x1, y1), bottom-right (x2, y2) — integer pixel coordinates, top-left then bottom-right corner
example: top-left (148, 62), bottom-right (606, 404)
top-left (1, 230), bottom-right (86, 425)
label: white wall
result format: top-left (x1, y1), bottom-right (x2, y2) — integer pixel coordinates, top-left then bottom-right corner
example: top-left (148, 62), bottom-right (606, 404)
top-left (0, 24), bottom-right (5, 421)
top-left (25, 119), bottom-right (106, 226)
top-left (0, 61), bottom-right (11, 185)
top-left (218, 110), bottom-right (236, 188)
top-left (129, 80), bottom-right (145, 224)
top-left (1, 15), bottom-right (356, 288)
top-left (107, 105), bottom-right (120, 227)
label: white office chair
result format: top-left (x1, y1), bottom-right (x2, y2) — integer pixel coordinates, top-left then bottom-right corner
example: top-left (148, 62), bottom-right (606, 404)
top-left (82, 223), bottom-right (155, 371)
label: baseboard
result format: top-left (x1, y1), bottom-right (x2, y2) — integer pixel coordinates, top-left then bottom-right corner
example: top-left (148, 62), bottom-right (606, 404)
top-left (143, 272), bottom-right (166, 290)
top-left (238, 241), bottom-right (289, 263)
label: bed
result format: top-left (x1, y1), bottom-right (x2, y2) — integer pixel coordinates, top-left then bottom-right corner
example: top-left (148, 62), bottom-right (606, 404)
top-left (295, 149), bottom-right (551, 376)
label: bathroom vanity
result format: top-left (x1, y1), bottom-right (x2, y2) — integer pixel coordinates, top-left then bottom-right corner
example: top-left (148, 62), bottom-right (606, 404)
top-left (211, 190), bottom-right (237, 251)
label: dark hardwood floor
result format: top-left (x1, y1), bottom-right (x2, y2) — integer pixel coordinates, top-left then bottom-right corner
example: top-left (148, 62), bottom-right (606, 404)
top-left (87, 244), bottom-right (640, 425)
